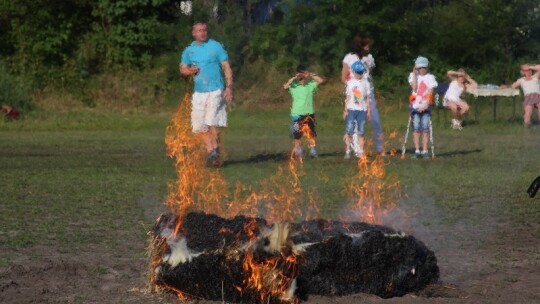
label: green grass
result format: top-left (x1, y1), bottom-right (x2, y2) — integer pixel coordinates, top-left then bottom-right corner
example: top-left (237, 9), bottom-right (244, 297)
top-left (0, 96), bottom-right (539, 257)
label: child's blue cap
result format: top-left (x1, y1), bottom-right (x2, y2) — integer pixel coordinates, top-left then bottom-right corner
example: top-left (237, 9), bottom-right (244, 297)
top-left (351, 61), bottom-right (366, 73)
top-left (415, 56), bottom-right (429, 68)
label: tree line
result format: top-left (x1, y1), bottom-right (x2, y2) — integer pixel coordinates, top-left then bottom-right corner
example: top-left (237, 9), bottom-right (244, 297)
top-left (1, 0), bottom-right (539, 109)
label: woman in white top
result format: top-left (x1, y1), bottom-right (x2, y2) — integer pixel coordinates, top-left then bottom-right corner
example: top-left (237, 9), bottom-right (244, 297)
top-left (443, 69), bottom-right (478, 129)
top-left (341, 32), bottom-right (385, 155)
top-left (508, 64), bottom-right (540, 127)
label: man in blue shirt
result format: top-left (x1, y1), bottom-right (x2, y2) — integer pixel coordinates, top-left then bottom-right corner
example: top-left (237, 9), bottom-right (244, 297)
top-left (180, 21), bottom-right (233, 167)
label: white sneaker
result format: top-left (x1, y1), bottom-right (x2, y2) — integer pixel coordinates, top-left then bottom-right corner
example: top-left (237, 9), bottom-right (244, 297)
top-left (451, 119), bottom-right (463, 130)
top-left (344, 151), bottom-right (351, 160)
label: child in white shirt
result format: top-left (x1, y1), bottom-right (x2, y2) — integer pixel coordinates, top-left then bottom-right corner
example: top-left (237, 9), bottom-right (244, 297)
top-left (343, 61), bottom-right (371, 159)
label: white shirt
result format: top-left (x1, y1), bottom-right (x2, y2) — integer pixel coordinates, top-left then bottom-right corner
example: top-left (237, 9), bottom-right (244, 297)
top-left (343, 53), bottom-right (375, 86)
top-left (408, 73), bottom-right (438, 110)
top-left (444, 80), bottom-right (464, 103)
top-left (345, 78), bottom-right (371, 111)
top-left (517, 77), bottom-right (540, 95)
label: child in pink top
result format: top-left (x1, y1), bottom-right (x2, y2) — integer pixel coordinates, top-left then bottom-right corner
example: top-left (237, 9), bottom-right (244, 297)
top-left (507, 64), bottom-right (540, 127)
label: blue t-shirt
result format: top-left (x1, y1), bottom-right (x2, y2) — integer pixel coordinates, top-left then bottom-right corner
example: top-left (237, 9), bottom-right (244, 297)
top-left (181, 39), bottom-right (229, 93)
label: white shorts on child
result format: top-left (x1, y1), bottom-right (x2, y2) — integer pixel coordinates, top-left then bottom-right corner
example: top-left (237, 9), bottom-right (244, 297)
top-left (191, 89), bottom-right (228, 133)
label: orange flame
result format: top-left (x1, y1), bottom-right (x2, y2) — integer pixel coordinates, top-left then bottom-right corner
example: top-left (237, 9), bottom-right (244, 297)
top-left (164, 87), bottom-right (229, 234)
top-left (343, 154), bottom-right (401, 227)
top-left (155, 88), bottom-right (405, 301)
top-left (241, 221), bottom-right (299, 303)
top-left (298, 116), bottom-right (316, 149)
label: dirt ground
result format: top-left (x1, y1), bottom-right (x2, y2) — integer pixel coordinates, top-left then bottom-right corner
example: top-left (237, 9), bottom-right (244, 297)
top-left (2, 201), bottom-right (539, 304)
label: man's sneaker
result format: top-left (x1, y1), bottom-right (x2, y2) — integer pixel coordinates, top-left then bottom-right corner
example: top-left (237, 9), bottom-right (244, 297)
top-left (206, 150), bottom-right (222, 167)
top-left (309, 147), bottom-right (318, 158)
top-left (344, 151), bottom-right (351, 160)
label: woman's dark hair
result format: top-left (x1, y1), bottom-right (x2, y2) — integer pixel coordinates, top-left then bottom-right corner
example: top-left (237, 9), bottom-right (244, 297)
top-left (350, 32), bottom-right (370, 57)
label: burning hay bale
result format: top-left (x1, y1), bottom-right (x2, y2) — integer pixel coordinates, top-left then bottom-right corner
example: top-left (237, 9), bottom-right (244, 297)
top-left (150, 212), bottom-right (439, 302)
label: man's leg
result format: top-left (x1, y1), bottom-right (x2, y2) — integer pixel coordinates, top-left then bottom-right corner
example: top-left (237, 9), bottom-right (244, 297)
top-left (209, 126), bottom-right (220, 152)
top-left (200, 131), bottom-right (214, 153)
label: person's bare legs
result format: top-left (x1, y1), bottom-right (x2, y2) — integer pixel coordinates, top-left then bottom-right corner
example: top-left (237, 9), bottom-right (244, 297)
top-left (200, 131), bottom-right (214, 153)
top-left (357, 134), bottom-right (365, 156)
top-left (422, 131), bottom-right (429, 152)
top-left (209, 126), bottom-right (220, 152)
top-left (455, 100), bottom-right (470, 119)
top-left (413, 131), bottom-right (420, 152)
top-left (447, 101), bottom-right (468, 128)
top-left (524, 104), bottom-right (533, 126)
top-left (293, 139), bottom-right (302, 157)
top-left (446, 102), bottom-right (460, 120)
top-left (344, 135), bottom-right (352, 152)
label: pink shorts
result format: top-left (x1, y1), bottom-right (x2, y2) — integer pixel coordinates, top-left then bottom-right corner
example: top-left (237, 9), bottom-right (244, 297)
top-left (524, 93), bottom-right (540, 108)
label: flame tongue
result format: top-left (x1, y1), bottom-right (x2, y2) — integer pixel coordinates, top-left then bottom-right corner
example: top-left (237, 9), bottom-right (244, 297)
top-left (154, 90), bottom-right (404, 301)
top-left (242, 222), bottom-right (299, 303)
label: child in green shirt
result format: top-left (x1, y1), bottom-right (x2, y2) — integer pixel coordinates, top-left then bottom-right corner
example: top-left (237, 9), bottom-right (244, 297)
top-left (283, 65), bottom-right (324, 159)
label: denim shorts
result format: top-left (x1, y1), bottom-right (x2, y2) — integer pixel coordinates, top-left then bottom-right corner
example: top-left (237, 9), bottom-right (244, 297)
top-left (344, 110), bottom-right (367, 135)
top-left (412, 112), bottom-right (431, 132)
top-left (291, 114), bottom-right (316, 140)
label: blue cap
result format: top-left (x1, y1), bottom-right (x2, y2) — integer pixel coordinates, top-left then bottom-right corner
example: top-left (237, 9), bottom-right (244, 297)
top-left (415, 56), bottom-right (429, 68)
top-left (351, 61), bottom-right (366, 74)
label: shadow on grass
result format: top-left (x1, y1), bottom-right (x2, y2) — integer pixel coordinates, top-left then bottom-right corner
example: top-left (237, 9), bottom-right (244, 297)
top-left (435, 149), bottom-right (483, 158)
top-left (223, 151), bottom-right (342, 166)
top-left (396, 149), bottom-right (483, 159)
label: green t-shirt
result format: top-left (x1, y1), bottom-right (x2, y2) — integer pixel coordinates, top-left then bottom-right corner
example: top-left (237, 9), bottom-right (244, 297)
top-left (289, 80), bottom-right (318, 116)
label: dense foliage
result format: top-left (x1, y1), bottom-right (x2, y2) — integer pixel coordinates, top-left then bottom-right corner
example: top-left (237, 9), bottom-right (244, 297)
top-left (0, 0), bottom-right (538, 107)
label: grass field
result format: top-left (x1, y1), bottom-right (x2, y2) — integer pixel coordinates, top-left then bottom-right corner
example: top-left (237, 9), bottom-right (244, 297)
top-left (1, 96), bottom-right (539, 303)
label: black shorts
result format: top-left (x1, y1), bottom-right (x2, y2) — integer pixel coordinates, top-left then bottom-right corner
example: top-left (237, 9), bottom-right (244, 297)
top-left (291, 114), bottom-right (316, 140)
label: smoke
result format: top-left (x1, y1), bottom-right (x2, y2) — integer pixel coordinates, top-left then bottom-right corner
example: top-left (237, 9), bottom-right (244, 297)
top-left (397, 184), bottom-right (499, 285)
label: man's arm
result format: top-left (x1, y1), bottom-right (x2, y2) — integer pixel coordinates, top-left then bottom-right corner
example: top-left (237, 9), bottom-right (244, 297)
top-left (179, 63), bottom-right (199, 77)
top-left (221, 60), bottom-right (233, 102)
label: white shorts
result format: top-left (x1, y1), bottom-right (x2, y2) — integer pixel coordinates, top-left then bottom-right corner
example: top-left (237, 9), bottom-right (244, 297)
top-left (191, 90), bottom-right (227, 133)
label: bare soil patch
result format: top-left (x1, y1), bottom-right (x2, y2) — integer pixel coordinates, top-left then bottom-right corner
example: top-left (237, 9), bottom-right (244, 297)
top-left (1, 217), bottom-right (538, 304)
